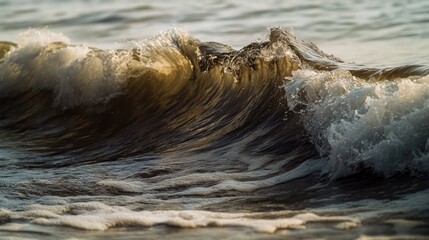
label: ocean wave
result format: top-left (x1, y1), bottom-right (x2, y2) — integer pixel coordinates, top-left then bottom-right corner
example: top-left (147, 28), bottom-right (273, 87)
top-left (1, 27), bottom-right (428, 179)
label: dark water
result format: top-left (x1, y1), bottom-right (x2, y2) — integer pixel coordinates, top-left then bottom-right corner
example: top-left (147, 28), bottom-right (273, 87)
top-left (1, 1), bottom-right (429, 239)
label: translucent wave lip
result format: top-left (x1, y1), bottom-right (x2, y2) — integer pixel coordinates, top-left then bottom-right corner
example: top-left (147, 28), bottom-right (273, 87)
top-left (1, 27), bottom-right (427, 108)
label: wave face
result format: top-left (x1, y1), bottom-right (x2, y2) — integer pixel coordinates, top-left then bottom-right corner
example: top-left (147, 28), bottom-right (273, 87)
top-left (0, 28), bottom-right (312, 165)
top-left (1, 28), bottom-right (429, 239)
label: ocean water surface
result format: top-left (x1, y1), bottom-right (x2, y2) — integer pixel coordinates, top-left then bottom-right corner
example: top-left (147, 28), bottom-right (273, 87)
top-left (1, 0), bottom-right (429, 239)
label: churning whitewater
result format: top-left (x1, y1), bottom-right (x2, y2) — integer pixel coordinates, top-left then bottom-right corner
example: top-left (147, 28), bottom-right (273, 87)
top-left (0, 28), bottom-right (429, 239)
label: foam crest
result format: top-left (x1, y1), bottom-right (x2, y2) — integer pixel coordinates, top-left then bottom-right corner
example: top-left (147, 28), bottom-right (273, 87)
top-left (284, 69), bottom-right (429, 178)
top-left (17, 29), bottom-right (70, 47)
top-left (0, 202), bottom-right (358, 233)
top-left (0, 29), bottom-right (129, 108)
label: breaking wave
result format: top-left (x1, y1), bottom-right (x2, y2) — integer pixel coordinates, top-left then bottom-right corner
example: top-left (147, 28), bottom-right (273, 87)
top-left (1, 27), bottom-right (429, 239)
top-left (1, 28), bottom-right (428, 179)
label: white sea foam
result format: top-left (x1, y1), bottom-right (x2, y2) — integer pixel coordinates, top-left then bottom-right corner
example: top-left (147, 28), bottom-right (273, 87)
top-left (0, 202), bottom-right (358, 233)
top-left (0, 29), bottom-right (129, 108)
top-left (284, 69), bottom-right (429, 178)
